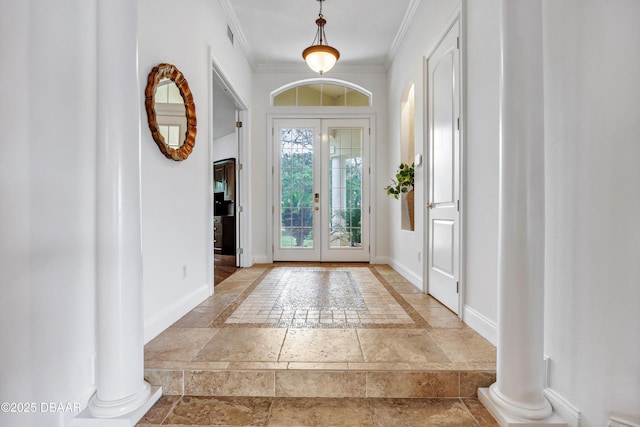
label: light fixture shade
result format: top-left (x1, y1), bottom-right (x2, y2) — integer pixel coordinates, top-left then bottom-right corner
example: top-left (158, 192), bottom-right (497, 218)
top-left (302, 45), bottom-right (340, 74)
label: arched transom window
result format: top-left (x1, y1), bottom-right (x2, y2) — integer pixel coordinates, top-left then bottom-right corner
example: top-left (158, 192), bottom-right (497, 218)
top-left (271, 78), bottom-right (372, 107)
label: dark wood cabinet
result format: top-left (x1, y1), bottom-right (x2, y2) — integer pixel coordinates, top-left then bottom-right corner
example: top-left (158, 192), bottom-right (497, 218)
top-left (213, 158), bottom-right (236, 257)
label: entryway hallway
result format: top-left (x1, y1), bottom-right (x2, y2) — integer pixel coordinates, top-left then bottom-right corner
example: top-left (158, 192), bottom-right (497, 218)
top-left (139, 264), bottom-right (498, 426)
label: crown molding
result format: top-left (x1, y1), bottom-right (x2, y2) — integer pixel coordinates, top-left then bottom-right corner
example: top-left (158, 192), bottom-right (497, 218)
top-left (218, 0), bottom-right (255, 69)
top-left (386, 0), bottom-right (421, 66)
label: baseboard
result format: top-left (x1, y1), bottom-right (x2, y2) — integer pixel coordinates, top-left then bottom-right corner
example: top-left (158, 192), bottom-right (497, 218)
top-left (253, 254), bottom-right (270, 264)
top-left (374, 256), bottom-right (390, 265)
top-left (144, 284), bottom-right (210, 343)
top-left (463, 305), bottom-right (497, 346)
top-left (60, 386), bottom-right (96, 427)
top-left (544, 388), bottom-right (581, 427)
top-left (387, 258), bottom-right (422, 290)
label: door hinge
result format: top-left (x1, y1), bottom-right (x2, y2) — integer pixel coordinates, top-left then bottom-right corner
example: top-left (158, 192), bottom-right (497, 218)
top-left (272, 205), bottom-right (274, 214)
top-left (456, 36), bottom-right (460, 49)
top-left (238, 163), bottom-right (243, 171)
top-left (457, 200), bottom-right (460, 211)
top-left (238, 206), bottom-right (243, 213)
top-left (236, 121), bottom-right (243, 128)
top-left (369, 128), bottom-right (371, 135)
top-left (272, 166), bottom-right (274, 175)
top-left (238, 248), bottom-right (244, 254)
top-left (369, 206), bottom-right (371, 214)
top-left (457, 117), bottom-right (460, 130)
top-left (272, 127), bottom-right (274, 136)
top-left (456, 281), bottom-right (459, 293)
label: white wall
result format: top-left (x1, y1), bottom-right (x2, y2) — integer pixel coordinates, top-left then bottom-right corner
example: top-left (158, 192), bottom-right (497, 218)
top-left (542, 1), bottom-right (640, 425)
top-left (138, 0), bottom-right (252, 341)
top-left (213, 132), bottom-right (237, 162)
top-left (462, 0), bottom-right (500, 335)
top-left (250, 69), bottom-right (388, 264)
top-left (386, 0), bottom-right (462, 288)
top-left (0, 1), bottom-right (98, 426)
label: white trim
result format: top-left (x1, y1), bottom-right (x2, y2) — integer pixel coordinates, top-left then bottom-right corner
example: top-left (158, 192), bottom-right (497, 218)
top-left (61, 386), bottom-right (95, 427)
top-left (387, 0), bottom-right (421, 65)
top-left (608, 417), bottom-right (640, 427)
top-left (543, 388), bottom-right (581, 427)
top-left (217, 0), bottom-right (253, 68)
top-left (209, 51), bottom-right (251, 268)
top-left (388, 258), bottom-right (423, 290)
top-left (463, 304), bottom-right (497, 346)
top-left (374, 256), bottom-right (391, 265)
top-left (143, 284), bottom-right (210, 343)
top-left (253, 254), bottom-right (270, 264)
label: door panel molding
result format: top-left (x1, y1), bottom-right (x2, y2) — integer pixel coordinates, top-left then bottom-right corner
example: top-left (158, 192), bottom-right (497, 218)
top-left (424, 11), bottom-right (464, 315)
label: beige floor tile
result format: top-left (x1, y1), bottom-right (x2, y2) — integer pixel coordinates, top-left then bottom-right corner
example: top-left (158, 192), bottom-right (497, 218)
top-left (137, 395), bottom-right (180, 424)
top-left (193, 328), bottom-right (286, 362)
top-left (163, 395), bottom-right (272, 426)
top-left (279, 329), bottom-right (364, 362)
top-left (370, 398), bottom-right (478, 427)
top-left (462, 397), bottom-right (501, 426)
top-left (366, 371), bottom-right (459, 398)
top-left (184, 370), bottom-right (275, 396)
top-left (357, 329), bottom-right (451, 363)
top-left (428, 329), bottom-right (497, 363)
top-left (275, 370), bottom-right (367, 397)
top-left (267, 397), bottom-right (373, 426)
top-left (144, 328), bottom-right (218, 362)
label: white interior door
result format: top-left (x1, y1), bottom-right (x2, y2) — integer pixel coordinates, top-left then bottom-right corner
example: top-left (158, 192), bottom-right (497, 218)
top-left (426, 20), bottom-right (460, 314)
top-left (273, 118), bottom-right (369, 262)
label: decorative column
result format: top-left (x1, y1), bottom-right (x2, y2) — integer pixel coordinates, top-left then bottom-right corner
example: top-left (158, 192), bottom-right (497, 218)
top-left (478, 1), bottom-right (563, 425)
top-left (83, 0), bottom-right (161, 423)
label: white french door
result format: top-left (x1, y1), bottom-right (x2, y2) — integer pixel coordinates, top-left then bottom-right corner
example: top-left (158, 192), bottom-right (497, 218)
top-left (426, 20), bottom-right (461, 314)
top-left (273, 118), bottom-right (370, 262)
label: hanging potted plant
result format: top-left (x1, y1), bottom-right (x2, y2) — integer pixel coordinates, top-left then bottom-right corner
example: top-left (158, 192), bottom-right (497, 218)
top-left (384, 163), bottom-right (415, 230)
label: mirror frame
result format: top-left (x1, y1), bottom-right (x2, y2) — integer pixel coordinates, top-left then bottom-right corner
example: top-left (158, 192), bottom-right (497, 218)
top-left (144, 63), bottom-right (197, 161)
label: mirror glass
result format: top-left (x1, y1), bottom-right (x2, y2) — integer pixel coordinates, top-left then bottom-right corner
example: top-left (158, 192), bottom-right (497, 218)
top-left (144, 63), bottom-right (197, 161)
top-left (154, 79), bottom-right (187, 149)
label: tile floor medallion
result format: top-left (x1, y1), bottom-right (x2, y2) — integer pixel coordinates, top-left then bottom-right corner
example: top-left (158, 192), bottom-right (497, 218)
top-left (213, 266), bottom-right (428, 329)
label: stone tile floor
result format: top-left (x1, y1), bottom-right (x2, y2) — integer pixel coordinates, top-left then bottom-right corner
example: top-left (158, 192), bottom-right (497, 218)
top-left (140, 263), bottom-right (498, 426)
top-left (137, 395), bottom-right (498, 426)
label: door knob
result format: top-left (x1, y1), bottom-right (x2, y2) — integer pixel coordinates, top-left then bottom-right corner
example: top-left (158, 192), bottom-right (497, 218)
top-left (314, 206), bottom-right (320, 211)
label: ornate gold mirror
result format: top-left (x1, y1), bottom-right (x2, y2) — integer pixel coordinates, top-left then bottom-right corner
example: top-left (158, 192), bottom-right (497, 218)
top-left (145, 63), bottom-right (197, 161)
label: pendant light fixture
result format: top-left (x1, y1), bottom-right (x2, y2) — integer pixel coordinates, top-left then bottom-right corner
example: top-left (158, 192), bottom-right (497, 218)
top-left (302, 0), bottom-right (340, 74)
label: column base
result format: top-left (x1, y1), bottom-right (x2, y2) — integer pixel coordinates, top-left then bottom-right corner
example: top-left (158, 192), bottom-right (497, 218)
top-left (72, 385), bottom-right (161, 427)
top-left (479, 387), bottom-right (566, 427)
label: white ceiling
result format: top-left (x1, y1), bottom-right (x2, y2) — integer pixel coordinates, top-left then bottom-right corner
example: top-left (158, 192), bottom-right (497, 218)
top-left (220, 0), bottom-right (419, 70)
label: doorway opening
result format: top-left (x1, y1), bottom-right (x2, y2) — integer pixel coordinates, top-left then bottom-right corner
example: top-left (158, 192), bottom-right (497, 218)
top-left (209, 53), bottom-right (249, 289)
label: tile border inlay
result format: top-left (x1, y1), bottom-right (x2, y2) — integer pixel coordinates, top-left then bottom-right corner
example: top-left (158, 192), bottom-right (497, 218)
top-left (208, 265), bottom-right (429, 329)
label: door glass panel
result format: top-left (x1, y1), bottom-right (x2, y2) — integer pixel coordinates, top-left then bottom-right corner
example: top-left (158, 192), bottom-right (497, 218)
top-left (280, 128), bottom-right (314, 248)
top-left (328, 128), bottom-right (363, 248)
